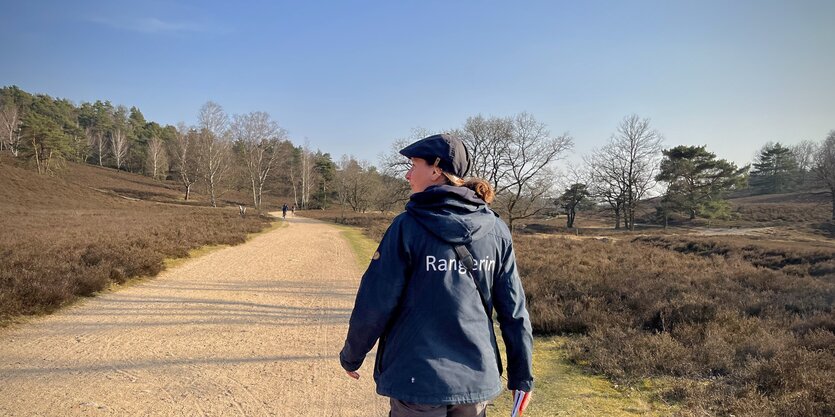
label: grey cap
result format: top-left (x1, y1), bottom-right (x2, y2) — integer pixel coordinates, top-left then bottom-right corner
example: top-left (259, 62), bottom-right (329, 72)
top-left (399, 134), bottom-right (470, 178)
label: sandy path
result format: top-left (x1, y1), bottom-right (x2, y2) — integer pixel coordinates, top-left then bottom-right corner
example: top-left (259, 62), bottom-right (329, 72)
top-left (0, 216), bottom-right (388, 417)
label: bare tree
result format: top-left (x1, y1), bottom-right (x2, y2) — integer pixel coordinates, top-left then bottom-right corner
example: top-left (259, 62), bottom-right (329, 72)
top-left (289, 157), bottom-right (299, 208)
top-left (379, 127), bottom-right (432, 179)
top-left (457, 115), bottom-right (514, 191)
top-left (110, 105), bottom-right (130, 170)
top-left (0, 99), bottom-right (22, 156)
top-left (87, 102), bottom-right (113, 166)
top-left (169, 123), bottom-right (200, 200)
top-left (197, 101), bottom-right (231, 207)
top-left (110, 129), bottom-right (129, 170)
top-left (813, 130), bottom-right (835, 220)
top-left (382, 117), bottom-right (571, 230)
top-left (336, 155), bottom-right (376, 213)
top-left (791, 140), bottom-right (819, 186)
top-left (587, 114), bottom-right (663, 230)
top-left (334, 155), bottom-right (351, 221)
top-left (87, 128), bottom-right (108, 166)
top-left (298, 140), bottom-right (317, 209)
top-left (585, 147), bottom-right (628, 228)
top-left (451, 114), bottom-right (574, 230)
top-left (231, 111), bottom-right (287, 210)
top-left (490, 113), bottom-right (573, 231)
top-left (372, 173), bottom-right (410, 212)
top-left (377, 127), bottom-right (430, 208)
top-left (146, 136), bottom-right (168, 180)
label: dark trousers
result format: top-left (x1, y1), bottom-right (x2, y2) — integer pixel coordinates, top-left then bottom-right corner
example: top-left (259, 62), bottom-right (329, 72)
top-left (389, 398), bottom-right (488, 417)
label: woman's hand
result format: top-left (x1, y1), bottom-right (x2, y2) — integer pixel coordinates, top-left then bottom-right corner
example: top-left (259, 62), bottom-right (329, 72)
top-left (346, 371), bottom-right (360, 380)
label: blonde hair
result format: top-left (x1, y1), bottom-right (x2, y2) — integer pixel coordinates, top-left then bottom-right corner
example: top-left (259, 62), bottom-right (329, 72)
top-left (442, 172), bottom-right (495, 204)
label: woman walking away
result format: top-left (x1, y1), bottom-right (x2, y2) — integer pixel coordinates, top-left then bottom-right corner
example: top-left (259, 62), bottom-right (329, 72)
top-left (340, 134), bottom-right (534, 416)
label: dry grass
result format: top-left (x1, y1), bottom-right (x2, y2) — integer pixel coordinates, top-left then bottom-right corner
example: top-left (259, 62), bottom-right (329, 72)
top-left (0, 160), bottom-right (274, 324)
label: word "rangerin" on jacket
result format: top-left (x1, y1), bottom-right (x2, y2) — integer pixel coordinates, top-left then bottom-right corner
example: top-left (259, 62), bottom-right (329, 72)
top-left (425, 255), bottom-right (496, 274)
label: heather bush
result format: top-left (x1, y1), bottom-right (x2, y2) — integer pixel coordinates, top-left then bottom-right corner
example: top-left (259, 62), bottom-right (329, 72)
top-left (733, 203), bottom-right (830, 223)
top-left (516, 234), bottom-right (835, 416)
top-left (297, 207), bottom-right (835, 415)
top-left (636, 235), bottom-right (835, 277)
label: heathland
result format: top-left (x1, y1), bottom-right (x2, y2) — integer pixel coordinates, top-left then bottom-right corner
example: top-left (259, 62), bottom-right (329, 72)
top-left (2, 154), bottom-right (834, 416)
top-left (304, 193), bottom-right (835, 417)
top-left (0, 157), bottom-right (275, 323)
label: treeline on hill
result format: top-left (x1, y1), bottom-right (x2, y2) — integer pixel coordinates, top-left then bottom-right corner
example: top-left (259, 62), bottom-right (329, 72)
top-left (0, 85), bottom-right (342, 211)
top-left (4, 85), bottom-right (833, 228)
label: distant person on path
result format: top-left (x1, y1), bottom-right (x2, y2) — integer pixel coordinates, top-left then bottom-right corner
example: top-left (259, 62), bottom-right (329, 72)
top-left (340, 134), bottom-right (534, 416)
top-left (291, 204), bottom-right (296, 217)
top-left (282, 203), bottom-right (288, 219)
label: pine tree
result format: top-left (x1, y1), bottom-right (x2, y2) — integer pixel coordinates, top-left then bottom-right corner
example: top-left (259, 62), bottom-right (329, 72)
top-left (557, 183), bottom-right (592, 228)
top-left (656, 145), bottom-right (748, 219)
top-left (750, 142), bottom-right (798, 194)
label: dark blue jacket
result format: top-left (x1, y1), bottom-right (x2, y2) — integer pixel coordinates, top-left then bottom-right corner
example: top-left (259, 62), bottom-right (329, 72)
top-left (339, 184), bottom-right (534, 404)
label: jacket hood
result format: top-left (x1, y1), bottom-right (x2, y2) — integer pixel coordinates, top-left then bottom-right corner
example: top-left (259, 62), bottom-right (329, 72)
top-left (406, 184), bottom-right (496, 245)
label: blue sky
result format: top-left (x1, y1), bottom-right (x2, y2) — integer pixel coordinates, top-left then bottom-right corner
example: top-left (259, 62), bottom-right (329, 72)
top-left (2, 0), bottom-right (833, 168)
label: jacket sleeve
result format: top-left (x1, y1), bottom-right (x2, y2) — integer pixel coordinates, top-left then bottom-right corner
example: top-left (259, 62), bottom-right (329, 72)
top-left (339, 218), bottom-right (410, 372)
top-left (492, 240), bottom-right (535, 392)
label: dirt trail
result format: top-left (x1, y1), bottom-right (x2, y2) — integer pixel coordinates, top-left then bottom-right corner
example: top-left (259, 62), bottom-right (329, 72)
top-left (0, 216), bottom-right (388, 417)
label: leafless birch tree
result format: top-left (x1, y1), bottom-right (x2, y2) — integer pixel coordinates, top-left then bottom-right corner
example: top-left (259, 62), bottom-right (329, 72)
top-left (110, 105), bottom-right (130, 170)
top-left (146, 136), bottom-right (168, 180)
top-left (231, 112), bottom-right (287, 210)
top-left (169, 123), bottom-right (200, 200)
top-left (0, 99), bottom-right (23, 156)
top-left (110, 129), bottom-right (129, 170)
top-left (197, 101), bottom-right (231, 207)
top-left (87, 128), bottom-right (107, 166)
top-left (298, 140), bottom-right (317, 209)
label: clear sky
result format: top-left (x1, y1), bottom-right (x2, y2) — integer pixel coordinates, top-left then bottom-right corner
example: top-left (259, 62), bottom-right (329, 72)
top-left (2, 0), bottom-right (833, 168)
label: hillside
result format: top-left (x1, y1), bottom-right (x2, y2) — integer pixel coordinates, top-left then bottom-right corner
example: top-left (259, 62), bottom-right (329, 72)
top-left (0, 158), bottom-right (275, 323)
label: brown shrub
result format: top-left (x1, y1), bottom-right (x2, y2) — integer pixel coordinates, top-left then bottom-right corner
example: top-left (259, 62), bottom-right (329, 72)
top-left (515, 234), bottom-right (835, 416)
top-left (635, 235), bottom-right (835, 278)
top-left (732, 202), bottom-right (830, 224)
